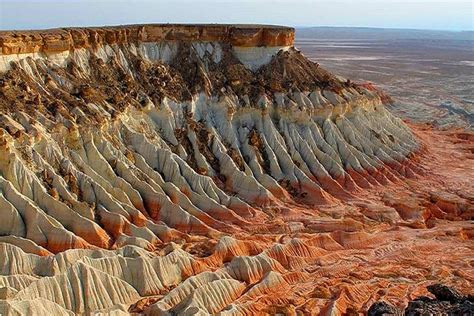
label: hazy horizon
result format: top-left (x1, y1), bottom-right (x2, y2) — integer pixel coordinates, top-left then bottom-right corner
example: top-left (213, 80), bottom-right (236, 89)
top-left (1, 0), bottom-right (472, 32)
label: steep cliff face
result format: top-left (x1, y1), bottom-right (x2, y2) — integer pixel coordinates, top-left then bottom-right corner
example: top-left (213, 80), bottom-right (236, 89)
top-left (0, 24), bottom-right (294, 53)
top-left (0, 24), bottom-right (472, 315)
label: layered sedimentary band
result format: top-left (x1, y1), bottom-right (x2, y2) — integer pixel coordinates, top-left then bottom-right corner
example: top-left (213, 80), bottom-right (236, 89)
top-left (0, 24), bottom-right (472, 315)
top-left (0, 24), bottom-right (294, 72)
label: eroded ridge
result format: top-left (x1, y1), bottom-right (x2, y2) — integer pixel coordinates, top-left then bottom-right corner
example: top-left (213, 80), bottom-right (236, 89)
top-left (0, 24), bottom-right (472, 315)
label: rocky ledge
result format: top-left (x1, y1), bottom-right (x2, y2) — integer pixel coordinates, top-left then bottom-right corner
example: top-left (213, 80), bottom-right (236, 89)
top-left (0, 24), bottom-right (472, 315)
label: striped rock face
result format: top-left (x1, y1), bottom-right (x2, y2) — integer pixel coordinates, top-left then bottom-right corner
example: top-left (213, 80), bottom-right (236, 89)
top-left (0, 24), bottom-right (472, 315)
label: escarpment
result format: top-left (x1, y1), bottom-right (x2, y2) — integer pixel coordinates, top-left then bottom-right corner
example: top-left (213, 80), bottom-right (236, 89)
top-left (0, 24), bottom-right (472, 315)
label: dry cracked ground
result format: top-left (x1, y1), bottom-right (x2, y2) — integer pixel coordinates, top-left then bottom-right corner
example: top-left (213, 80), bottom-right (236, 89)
top-left (0, 25), bottom-right (472, 315)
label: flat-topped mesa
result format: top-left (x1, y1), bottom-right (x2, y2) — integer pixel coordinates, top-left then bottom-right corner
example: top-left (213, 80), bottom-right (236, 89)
top-left (0, 23), bottom-right (422, 256)
top-left (0, 25), bottom-right (447, 316)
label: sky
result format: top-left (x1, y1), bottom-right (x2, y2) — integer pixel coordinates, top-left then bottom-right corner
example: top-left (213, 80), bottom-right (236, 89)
top-left (0, 0), bottom-right (472, 31)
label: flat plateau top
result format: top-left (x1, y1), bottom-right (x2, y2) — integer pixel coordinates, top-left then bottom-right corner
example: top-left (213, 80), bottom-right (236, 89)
top-left (0, 23), bottom-right (294, 33)
top-left (0, 24), bottom-right (295, 54)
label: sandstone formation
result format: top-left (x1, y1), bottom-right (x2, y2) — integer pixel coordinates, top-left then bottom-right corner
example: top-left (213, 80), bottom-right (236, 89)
top-left (0, 24), bottom-right (472, 315)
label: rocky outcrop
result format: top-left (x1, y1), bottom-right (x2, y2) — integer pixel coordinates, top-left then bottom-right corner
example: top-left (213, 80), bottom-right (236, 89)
top-left (368, 284), bottom-right (474, 315)
top-left (0, 24), bottom-right (472, 315)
